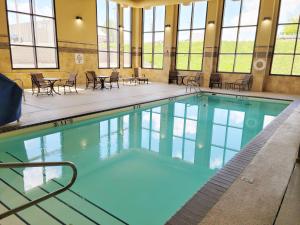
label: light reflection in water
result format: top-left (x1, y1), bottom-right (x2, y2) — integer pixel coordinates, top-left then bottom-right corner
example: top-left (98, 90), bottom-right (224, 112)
top-left (23, 133), bottom-right (62, 191)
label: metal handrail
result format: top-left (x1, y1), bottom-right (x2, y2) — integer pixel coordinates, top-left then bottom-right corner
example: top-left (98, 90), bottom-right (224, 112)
top-left (0, 161), bottom-right (77, 219)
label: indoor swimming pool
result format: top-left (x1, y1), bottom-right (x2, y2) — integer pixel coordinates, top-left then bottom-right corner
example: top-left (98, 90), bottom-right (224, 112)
top-left (0, 94), bottom-right (289, 225)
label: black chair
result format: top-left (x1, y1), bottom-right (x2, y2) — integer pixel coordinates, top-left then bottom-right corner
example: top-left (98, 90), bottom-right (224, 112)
top-left (85, 71), bottom-right (101, 89)
top-left (30, 73), bottom-right (52, 96)
top-left (209, 73), bottom-right (222, 89)
top-left (105, 71), bottom-right (120, 89)
top-left (168, 71), bottom-right (179, 84)
top-left (58, 72), bottom-right (78, 94)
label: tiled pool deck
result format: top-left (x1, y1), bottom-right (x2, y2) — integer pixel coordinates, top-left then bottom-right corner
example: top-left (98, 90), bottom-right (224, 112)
top-left (1, 82), bottom-right (300, 225)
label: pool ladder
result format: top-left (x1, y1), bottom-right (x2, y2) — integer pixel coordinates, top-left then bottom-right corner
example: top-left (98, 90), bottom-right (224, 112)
top-left (0, 161), bottom-right (77, 219)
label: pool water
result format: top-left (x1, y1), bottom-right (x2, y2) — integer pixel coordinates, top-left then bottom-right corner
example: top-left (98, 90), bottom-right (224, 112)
top-left (0, 94), bottom-right (289, 225)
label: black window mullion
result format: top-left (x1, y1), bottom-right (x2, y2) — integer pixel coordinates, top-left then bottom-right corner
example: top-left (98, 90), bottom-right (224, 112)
top-left (106, 1), bottom-right (110, 68)
top-left (29, 0), bottom-right (38, 68)
top-left (233, 0), bottom-right (243, 73)
top-left (152, 7), bottom-right (155, 68)
top-left (187, 3), bottom-right (194, 70)
top-left (290, 21), bottom-right (300, 75)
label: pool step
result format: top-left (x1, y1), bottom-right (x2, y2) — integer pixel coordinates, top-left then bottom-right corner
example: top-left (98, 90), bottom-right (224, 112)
top-left (0, 152), bottom-right (127, 225)
top-left (0, 201), bottom-right (27, 225)
top-left (0, 179), bottom-right (63, 225)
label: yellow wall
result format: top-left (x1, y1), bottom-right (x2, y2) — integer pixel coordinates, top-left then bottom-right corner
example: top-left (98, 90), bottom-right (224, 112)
top-left (0, 0), bottom-right (300, 94)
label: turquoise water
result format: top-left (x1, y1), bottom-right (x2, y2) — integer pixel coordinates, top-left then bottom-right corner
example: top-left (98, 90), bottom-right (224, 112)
top-left (0, 94), bottom-right (289, 225)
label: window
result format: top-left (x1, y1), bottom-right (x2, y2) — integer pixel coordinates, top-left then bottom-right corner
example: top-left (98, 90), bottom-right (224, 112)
top-left (141, 107), bottom-right (161, 152)
top-left (176, 2), bottom-right (207, 71)
top-left (97, 0), bottom-right (119, 68)
top-left (271, 0), bottom-right (300, 75)
top-left (218, 0), bottom-right (260, 73)
top-left (123, 7), bottom-right (132, 68)
top-left (209, 108), bottom-right (245, 169)
top-left (142, 6), bottom-right (165, 69)
top-left (172, 103), bottom-right (198, 164)
top-left (6, 0), bottom-right (58, 69)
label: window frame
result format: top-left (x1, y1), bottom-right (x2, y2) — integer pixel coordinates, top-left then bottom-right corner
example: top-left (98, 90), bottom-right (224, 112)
top-left (141, 6), bottom-right (166, 70)
top-left (5, 0), bottom-right (59, 70)
top-left (216, 0), bottom-right (261, 74)
top-left (175, 2), bottom-right (208, 71)
top-left (123, 7), bottom-right (132, 68)
top-left (96, 0), bottom-right (120, 69)
top-left (270, 0), bottom-right (300, 76)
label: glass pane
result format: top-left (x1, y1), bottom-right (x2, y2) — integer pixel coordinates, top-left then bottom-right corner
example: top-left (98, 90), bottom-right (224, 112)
top-left (271, 55), bottom-right (293, 75)
top-left (11, 46), bottom-right (35, 68)
top-left (154, 6), bottom-right (165, 31)
top-left (151, 132), bottom-right (160, 152)
top-left (152, 113), bottom-right (161, 131)
top-left (223, 0), bottom-right (241, 27)
top-left (174, 103), bottom-right (185, 117)
top-left (192, 1), bottom-right (207, 29)
top-left (172, 137), bottom-right (183, 159)
top-left (214, 108), bottom-right (228, 125)
top-left (124, 52), bottom-right (131, 67)
top-left (179, 4), bottom-right (192, 30)
top-left (36, 47), bottom-right (57, 68)
top-left (32, 0), bottom-right (54, 17)
top-left (124, 31), bottom-right (131, 52)
top-left (226, 127), bottom-right (242, 150)
top-left (153, 54), bottom-right (163, 69)
top-left (99, 51), bottom-right (108, 68)
top-left (154, 32), bottom-right (164, 53)
top-left (274, 25), bottom-right (298, 54)
top-left (7, 0), bottom-right (30, 13)
top-left (8, 12), bottom-right (33, 45)
top-left (240, 0), bottom-right (260, 26)
top-left (190, 54), bottom-right (202, 70)
top-left (229, 111), bottom-right (245, 128)
top-left (143, 33), bottom-right (153, 53)
top-left (173, 117), bottom-right (184, 137)
top-left (34, 16), bottom-right (56, 47)
top-left (225, 149), bottom-right (237, 164)
top-left (123, 7), bottom-right (131, 31)
top-left (110, 52), bottom-right (118, 68)
top-left (142, 111), bottom-right (150, 129)
top-left (98, 27), bottom-right (107, 51)
top-left (218, 54), bottom-right (235, 72)
top-left (279, 0), bottom-right (300, 24)
top-left (97, 0), bottom-right (107, 26)
top-left (186, 105), bottom-right (198, 120)
top-left (142, 54), bottom-right (152, 68)
top-left (296, 30), bottom-right (300, 53)
top-left (176, 54), bottom-right (188, 70)
top-left (183, 140), bottom-right (195, 163)
top-left (109, 1), bottom-right (118, 28)
top-left (210, 146), bottom-right (224, 169)
top-left (143, 8), bottom-right (153, 32)
top-left (220, 28), bottom-right (238, 53)
top-left (234, 54), bottom-right (253, 73)
top-left (185, 119), bottom-right (197, 139)
top-left (212, 124), bottom-right (226, 147)
top-left (236, 27), bottom-right (256, 53)
top-left (177, 30), bottom-right (190, 53)
top-left (190, 30), bottom-right (204, 53)
top-left (109, 29), bottom-right (118, 51)
top-left (142, 129), bottom-right (150, 149)
top-left (292, 55), bottom-right (300, 75)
